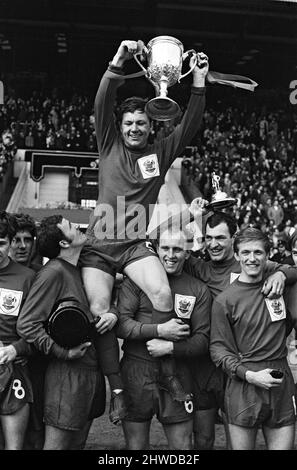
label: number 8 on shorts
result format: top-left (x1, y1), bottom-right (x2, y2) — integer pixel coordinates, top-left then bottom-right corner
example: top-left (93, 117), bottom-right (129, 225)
top-left (12, 379), bottom-right (25, 399)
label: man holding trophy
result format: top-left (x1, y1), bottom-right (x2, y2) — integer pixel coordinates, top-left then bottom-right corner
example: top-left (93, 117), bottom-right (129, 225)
top-left (79, 37), bottom-right (209, 418)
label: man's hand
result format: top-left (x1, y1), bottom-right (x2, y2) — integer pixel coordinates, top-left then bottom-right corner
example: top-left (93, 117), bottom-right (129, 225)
top-left (262, 271), bottom-right (286, 298)
top-left (245, 368), bottom-right (283, 390)
top-left (0, 345), bottom-right (17, 364)
top-left (191, 52), bottom-right (209, 87)
top-left (95, 312), bottom-right (118, 335)
top-left (189, 197), bottom-right (209, 218)
top-left (157, 318), bottom-right (190, 341)
top-left (67, 342), bottom-right (91, 360)
top-left (111, 40), bottom-right (145, 67)
top-left (146, 338), bottom-right (173, 357)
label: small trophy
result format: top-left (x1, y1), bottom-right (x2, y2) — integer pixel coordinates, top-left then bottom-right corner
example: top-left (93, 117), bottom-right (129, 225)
top-left (207, 172), bottom-right (237, 211)
top-left (134, 36), bottom-right (197, 121)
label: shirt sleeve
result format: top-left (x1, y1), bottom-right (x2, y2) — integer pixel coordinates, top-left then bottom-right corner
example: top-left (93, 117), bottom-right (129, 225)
top-left (265, 260), bottom-right (297, 284)
top-left (16, 268), bottom-right (69, 360)
top-left (116, 278), bottom-right (158, 339)
top-left (173, 284), bottom-right (212, 358)
top-left (160, 87), bottom-right (206, 168)
top-left (210, 298), bottom-right (248, 380)
top-left (94, 67), bottom-right (125, 155)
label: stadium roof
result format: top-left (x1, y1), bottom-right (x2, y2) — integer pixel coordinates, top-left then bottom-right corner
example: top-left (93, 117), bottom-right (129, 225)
top-left (0, 0), bottom-right (296, 88)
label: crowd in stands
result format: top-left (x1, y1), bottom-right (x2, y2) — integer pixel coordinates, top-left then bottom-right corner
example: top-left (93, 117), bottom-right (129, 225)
top-left (0, 130), bottom-right (17, 179)
top-left (181, 88), bottom-right (297, 254)
top-left (0, 91), bottom-right (98, 153)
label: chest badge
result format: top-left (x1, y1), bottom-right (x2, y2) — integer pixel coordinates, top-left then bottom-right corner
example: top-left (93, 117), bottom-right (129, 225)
top-left (265, 296), bottom-right (286, 322)
top-left (138, 154), bottom-right (160, 179)
top-left (0, 288), bottom-right (23, 316)
top-left (174, 294), bottom-right (196, 319)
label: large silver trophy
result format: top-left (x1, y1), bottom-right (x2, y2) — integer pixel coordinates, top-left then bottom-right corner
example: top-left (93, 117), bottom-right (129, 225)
top-left (134, 36), bottom-right (197, 121)
top-left (207, 172), bottom-right (237, 211)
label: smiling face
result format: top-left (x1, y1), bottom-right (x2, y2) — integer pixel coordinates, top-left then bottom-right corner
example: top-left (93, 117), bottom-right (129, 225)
top-left (205, 222), bottom-right (234, 262)
top-left (235, 240), bottom-right (267, 283)
top-left (157, 229), bottom-right (190, 276)
top-left (120, 110), bottom-right (151, 150)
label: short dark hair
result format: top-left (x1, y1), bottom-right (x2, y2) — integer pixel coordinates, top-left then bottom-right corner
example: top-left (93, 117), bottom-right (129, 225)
top-left (233, 227), bottom-right (271, 254)
top-left (10, 213), bottom-right (36, 238)
top-left (117, 96), bottom-right (149, 123)
top-left (206, 212), bottom-right (238, 238)
top-left (0, 211), bottom-right (16, 242)
top-left (37, 215), bottom-right (67, 259)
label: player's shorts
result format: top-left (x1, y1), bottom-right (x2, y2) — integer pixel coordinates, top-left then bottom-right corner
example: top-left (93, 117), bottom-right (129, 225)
top-left (224, 358), bottom-right (296, 428)
top-left (0, 362), bottom-right (33, 415)
top-left (79, 236), bottom-right (157, 277)
top-left (44, 359), bottom-right (106, 431)
top-left (121, 356), bottom-right (193, 425)
top-left (192, 365), bottom-right (225, 411)
top-left (27, 353), bottom-right (49, 431)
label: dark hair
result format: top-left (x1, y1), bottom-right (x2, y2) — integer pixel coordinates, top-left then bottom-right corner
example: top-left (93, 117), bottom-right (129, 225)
top-left (37, 215), bottom-right (67, 259)
top-left (206, 212), bottom-right (238, 238)
top-left (117, 96), bottom-right (149, 123)
top-left (0, 211), bottom-right (16, 242)
top-left (233, 227), bottom-right (271, 254)
top-left (10, 213), bottom-right (36, 238)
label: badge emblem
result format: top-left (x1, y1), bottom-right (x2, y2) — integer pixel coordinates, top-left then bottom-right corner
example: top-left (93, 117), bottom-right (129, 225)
top-left (174, 294), bottom-right (196, 319)
top-left (265, 296), bottom-right (286, 322)
top-left (138, 154), bottom-right (160, 179)
top-left (0, 289), bottom-right (23, 316)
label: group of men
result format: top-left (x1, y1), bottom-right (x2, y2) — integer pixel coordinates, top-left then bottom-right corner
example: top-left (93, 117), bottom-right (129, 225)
top-left (0, 39), bottom-right (297, 451)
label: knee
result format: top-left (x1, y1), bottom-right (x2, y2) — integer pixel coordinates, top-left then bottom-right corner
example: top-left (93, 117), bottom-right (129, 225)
top-left (149, 283), bottom-right (172, 311)
top-left (88, 294), bottom-right (111, 316)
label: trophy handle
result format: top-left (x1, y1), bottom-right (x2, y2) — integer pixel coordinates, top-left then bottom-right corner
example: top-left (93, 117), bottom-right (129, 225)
top-left (133, 47), bottom-right (149, 74)
top-left (179, 49), bottom-right (197, 81)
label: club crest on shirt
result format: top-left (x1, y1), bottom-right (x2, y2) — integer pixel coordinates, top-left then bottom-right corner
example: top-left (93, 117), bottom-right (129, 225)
top-left (230, 272), bottom-right (240, 284)
top-left (265, 296), bottom-right (286, 322)
top-left (0, 288), bottom-right (23, 316)
top-left (174, 294), bottom-right (196, 319)
top-left (138, 154), bottom-right (160, 179)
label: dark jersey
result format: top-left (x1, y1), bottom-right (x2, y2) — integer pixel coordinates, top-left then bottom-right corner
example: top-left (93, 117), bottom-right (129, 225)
top-left (210, 278), bottom-right (289, 380)
top-left (0, 259), bottom-right (35, 355)
top-left (17, 258), bottom-right (97, 369)
top-left (87, 67), bottom-right (206, 246)
top-left (117, 271), bottom-right (211, 365)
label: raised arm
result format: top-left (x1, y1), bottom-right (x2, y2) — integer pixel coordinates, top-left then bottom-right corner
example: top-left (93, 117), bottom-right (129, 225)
top-left (160, 52), bottom-right (209, 166)
top-left (94, 40), bottom-right (145, 154)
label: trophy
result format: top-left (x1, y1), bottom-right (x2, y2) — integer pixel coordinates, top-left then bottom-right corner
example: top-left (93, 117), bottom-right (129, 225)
top-left (207, 172), bottom-right (237, 211)
top-left (134, 36), bottom-right (197, 121)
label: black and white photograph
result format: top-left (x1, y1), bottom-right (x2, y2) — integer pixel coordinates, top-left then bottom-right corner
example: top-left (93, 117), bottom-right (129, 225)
top-left (0, 0), bottom-right (297, 455)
